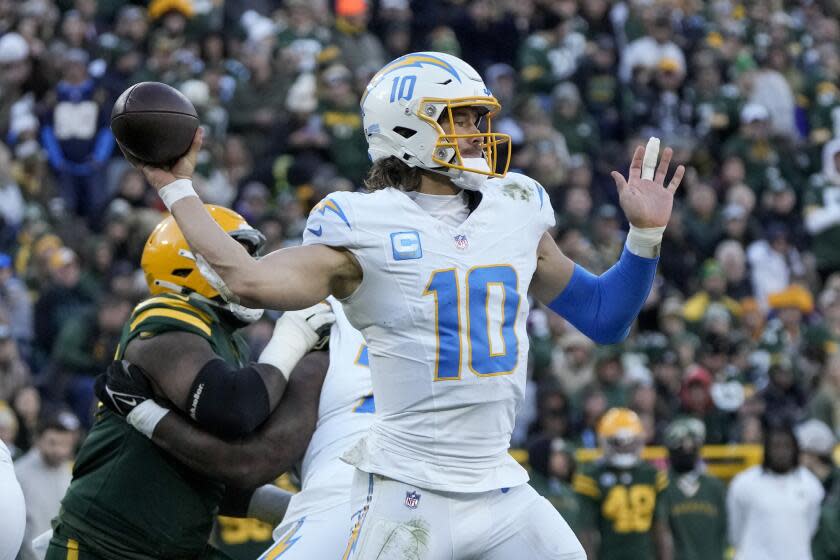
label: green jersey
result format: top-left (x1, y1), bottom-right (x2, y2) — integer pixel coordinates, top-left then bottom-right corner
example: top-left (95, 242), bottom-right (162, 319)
top-left (573, 460), bottom-right (669, 560)
top-left (660, 471), bottom-right (727, 560)
top-left (55, 293), bottom-right (249, 560)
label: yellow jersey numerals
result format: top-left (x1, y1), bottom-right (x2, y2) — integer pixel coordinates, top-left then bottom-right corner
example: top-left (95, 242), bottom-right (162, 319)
top-left (602, 484), bottom-right (656, 533)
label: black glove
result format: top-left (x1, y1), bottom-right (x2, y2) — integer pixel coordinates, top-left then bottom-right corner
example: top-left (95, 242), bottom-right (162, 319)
top-left (95, 360), bottom-right (155, 417)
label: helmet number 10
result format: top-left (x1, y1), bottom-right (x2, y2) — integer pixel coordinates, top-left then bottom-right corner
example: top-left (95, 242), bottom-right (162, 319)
top-left (389, 75), bottom-right (417, 103)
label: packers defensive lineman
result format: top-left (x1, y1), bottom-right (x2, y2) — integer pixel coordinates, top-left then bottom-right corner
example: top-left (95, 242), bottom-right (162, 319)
top-left (573, 408), bottom-right (673, 560)
top-left (131, 51), bottom-right (684, 559)
top-left (101, 298), bottom-right (375, 560)
top-left (44, 207), bottom-right (332, 560)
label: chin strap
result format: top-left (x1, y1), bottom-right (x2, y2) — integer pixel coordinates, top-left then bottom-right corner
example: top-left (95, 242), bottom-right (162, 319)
top-left (450, 157), bottom-right (492, 191)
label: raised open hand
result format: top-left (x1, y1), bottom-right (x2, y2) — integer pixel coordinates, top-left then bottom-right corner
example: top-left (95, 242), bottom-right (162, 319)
top-left (610, 142), bottom-right (686, 229)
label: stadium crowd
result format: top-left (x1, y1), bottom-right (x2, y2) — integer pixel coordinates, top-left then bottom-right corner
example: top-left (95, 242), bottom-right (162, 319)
top-left (2, 0), bottom-right (840, 558)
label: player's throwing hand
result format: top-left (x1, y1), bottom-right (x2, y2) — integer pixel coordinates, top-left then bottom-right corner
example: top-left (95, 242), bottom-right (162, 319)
top-left (610, 140), bottom-right (686, 229)
top-left (134, 127), bottom-right (204, 191)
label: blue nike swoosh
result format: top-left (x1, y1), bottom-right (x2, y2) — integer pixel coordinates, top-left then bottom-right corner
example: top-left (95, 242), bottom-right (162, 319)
top-left (307, 226), bottom-right (323, 237)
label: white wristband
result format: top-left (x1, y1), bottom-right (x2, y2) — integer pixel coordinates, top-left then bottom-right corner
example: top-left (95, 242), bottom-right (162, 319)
top-left (126, 400), bottom-right (169, 439)
top-left (159, 179), bottom-right (198, 211)
top-left (259, 330), bottom-right (312, 381)
top-left (626, 224), bottom-right (666, 259)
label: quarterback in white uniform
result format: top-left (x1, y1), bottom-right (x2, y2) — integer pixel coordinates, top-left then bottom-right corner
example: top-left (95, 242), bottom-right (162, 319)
top-left (0, 440), bottom-right (25, 560)
top-left (136, 51), bottom-right (684, 559)
top-left (258, 298), bottom-right (374, 560)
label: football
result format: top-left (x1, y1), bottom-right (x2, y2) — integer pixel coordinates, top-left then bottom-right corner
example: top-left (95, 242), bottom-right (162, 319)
top-left (110, 82), bottom-right (199, 166)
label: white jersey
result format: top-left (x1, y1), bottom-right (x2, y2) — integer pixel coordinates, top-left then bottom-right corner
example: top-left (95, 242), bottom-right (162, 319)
top-left (302, 174), bottom-right (554, 492)
top-left (0, 440), bottom-right (25, 560)
top-left (278, 298), bottom-right (374, 532)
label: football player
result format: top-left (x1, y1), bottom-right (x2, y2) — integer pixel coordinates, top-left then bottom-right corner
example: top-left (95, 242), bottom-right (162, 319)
top-left (44, 207), bottom-right (332, 560)
top-left (573, 408), bottom-right (672, 560)
top-left (132, 51), bottom-right (684, 559)
top-left (100, 297), bottom-right (374, 559)
top-left (0, 439), bottom-right (25, 560)
top-left (660, 418), bottom-right (727, 560)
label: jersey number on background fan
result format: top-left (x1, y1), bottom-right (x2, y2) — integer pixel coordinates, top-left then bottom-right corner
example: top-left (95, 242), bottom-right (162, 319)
top-left (424, 265), bottom-right (519, 379)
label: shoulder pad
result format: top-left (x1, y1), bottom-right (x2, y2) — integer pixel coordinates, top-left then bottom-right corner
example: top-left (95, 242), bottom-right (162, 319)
top-left (129, 294), bottom-right (213, 339)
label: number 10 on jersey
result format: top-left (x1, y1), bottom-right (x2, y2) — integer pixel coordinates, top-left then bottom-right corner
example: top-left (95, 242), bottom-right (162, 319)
top-left (423, 265), bottom-right (520, 380)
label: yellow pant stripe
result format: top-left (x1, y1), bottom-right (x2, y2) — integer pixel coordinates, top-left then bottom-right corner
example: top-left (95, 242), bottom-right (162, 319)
top-left (66, 538), bottom-right (79, 560)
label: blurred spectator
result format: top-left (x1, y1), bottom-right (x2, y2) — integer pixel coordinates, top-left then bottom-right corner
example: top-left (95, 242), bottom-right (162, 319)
top-left (50, 293), bottom-right (130, 424)
top-left (518, 7), bottom-right (585, 94)
top-left (806, 420), bottom-right (840, 560)
top-left (316, 64), bottom-right (368, 186)
top-left (332, 0), bottom-right (385, 76)
top-left (715, 240), bottom-right (752, 300)
top-left (33, 248), bottom-right (96, 366)
top-left (756, 357), bottom-right (807, 427)
top-left (551, 330), bottom-right (595, 396)
top-left (227, 42), bottom-right (290, 160)
top-left (746, 55), bottom-right (798, 140)
top-left (575, 34), bottom-right (620, 140)
top-left (0, 252), bottom-right (33, 349)
top-left (804, 139), bottom-right (840, 281)
top-left (727, 424), bottom-right (823, 560)
top-left (619, 11), bottom-right (685, 84)
top-left (722, 104), bottom-right (797, 194)
top-left (661, 418), bottom-right (728, 560)
top-left (678, 366), bottom-right (729, 444)
top-left (529, 384), bottom-right (573, 443)
top-left (0, 32), bottom-right (32, 133)
top-left (747, 225), bottom-right (806, 306)
top-left (0, 400), bottom-right (19, 457)
top-left (12, 385), bottom-right (40, 454)
top-left (796, 419), bottom-right (839, 499)
top-left (528, 437), bottom-right (581, 535)
top-left (14, 410), bottom-right (79, 560)
top-left (683, 183), bottom-right (724, 261)
top-left (451, 0), bottom-right (519, 73)
top-left (0, 323), bottom-right (29, 403)
top-left (0, 142), bottom-right (25, 232)
top-left (551, 82), bottom-right (600, 158)
top-left (580, 347), bottom-right (627, 411)
top-left (40, 48), bottom-right (114, 227)
top-left (808, 353), bottom-right (840, 436)
top-left (683, 260), bottom-right (741, 325)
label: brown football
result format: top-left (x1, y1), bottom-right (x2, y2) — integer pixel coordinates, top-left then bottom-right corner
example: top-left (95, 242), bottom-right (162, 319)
top-left (111, 82), bottom-right (199, 166)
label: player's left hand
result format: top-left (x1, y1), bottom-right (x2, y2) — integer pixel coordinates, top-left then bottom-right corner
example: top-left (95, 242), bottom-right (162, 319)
top-left (610, 143), bottom-right (685, 229)
top-left (95, 360), bottom-right (156, 417)
top-left (130, 127), bottom-right (204, 191)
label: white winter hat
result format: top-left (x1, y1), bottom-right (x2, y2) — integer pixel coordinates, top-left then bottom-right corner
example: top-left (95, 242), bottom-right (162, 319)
top-left (796, 419), bottom-right (836, 457)
top-left (0, 32), bottom-right (30, 63)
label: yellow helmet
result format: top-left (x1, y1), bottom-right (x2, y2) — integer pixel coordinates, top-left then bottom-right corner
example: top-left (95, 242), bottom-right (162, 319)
top-left (141, 205), bottom-right (265, 300)
top-left (598, 408), bottom-right (645, 468)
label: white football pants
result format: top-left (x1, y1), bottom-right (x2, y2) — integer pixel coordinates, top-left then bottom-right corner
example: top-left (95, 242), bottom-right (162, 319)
top-left (342, 469), bottom-right (586, 560)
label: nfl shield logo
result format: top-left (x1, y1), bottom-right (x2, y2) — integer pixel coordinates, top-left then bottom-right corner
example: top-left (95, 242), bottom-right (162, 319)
top-left (404, 491), bottom-right (421, 509)
top-left (454, 234), bottom-right (469, 250)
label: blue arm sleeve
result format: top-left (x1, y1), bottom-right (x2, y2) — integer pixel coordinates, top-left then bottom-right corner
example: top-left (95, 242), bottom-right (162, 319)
top-left (547, 247), bottom-right (658, 344)
top-left (92, 127), bottom-right (115, 163)
top-left (40, 125), bottom-right (65, 169)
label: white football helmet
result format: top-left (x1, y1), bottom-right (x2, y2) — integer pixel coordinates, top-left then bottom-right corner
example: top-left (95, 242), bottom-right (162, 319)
top-left (361, 52), bottom-right (511, 181)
